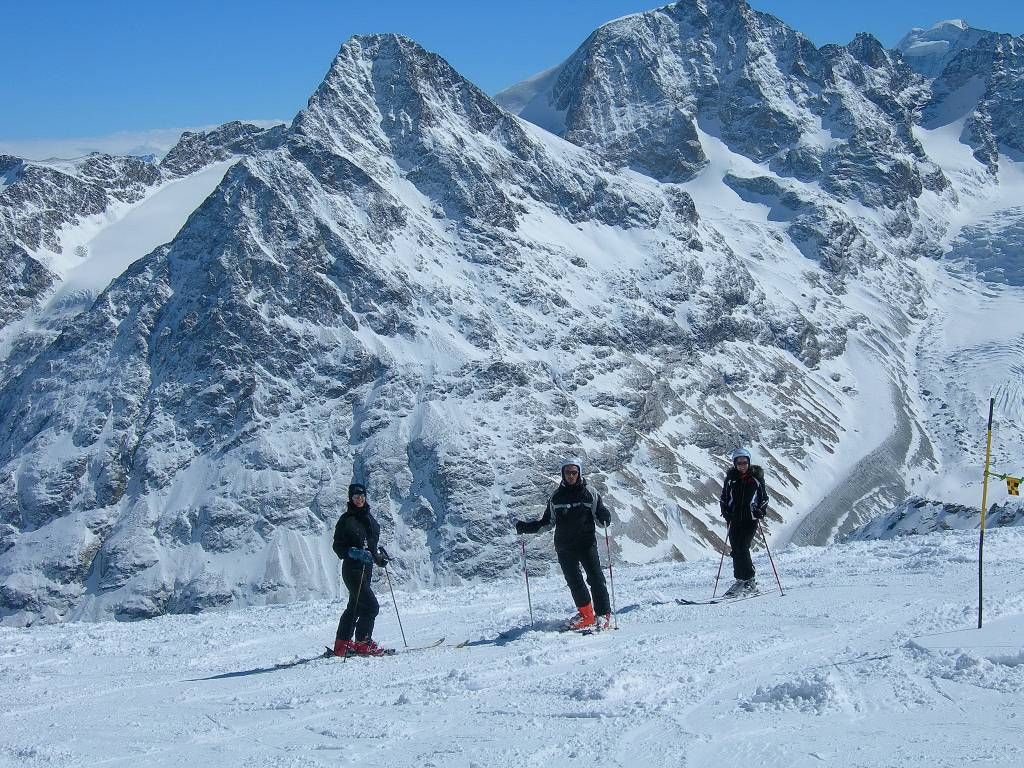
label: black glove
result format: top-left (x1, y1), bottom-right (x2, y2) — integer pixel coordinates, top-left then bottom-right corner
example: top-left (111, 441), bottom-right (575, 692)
top-left (349, 547), bottom-right (374, 565)
top-left (596, 509), bottom-right (611, 528)
top-left (374, 547), bottom-right (391, 567)
top-left (721, 512), bottom-right (732, 525)
top-left (753, 505), bottom-right (767, 520)
top-left (515, 520), bottom-right (528, 535)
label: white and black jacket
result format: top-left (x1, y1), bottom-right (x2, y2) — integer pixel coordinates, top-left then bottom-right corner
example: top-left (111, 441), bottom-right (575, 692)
top-left (719, 466), bottom-right (769, 523)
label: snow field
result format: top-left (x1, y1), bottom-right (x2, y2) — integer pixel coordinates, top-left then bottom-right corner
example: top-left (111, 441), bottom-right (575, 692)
top-left (1, 528), bottom-right (1023, 767)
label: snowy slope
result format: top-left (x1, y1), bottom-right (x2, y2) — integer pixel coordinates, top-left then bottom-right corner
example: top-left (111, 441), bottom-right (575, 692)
top-left (1, 528), bottom-right (1022, 767)
top-left (46, 160), bottom-right (237, 305)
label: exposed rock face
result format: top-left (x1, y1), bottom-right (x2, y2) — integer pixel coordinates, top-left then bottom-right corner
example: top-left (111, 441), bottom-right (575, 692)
top-left (159, 121), bottom-right (286, 176)
top-left (723, 174), bottom-right (879, 275)
top-left (847, 496), bottom-right (1023, 540)
top-left (0, 153), bottom-right (160, 255)
top-left (0, 240), bottom-right (55, 327)
top-left (918, 32), bottom-right (1024, 173)
top-left (497, 0), bottom-right (947, 244)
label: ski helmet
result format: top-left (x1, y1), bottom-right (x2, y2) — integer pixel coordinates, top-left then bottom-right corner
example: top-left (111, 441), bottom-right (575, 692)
top-left (731, 448), bottom-right (752, 465)
top-left (561, 457), bottom-right (583, 477)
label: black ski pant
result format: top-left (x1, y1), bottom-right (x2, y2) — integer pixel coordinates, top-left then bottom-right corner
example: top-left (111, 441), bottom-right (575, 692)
top-left (728, 519), bottom-right (758, 581)
top-left (557, 542), bottom-right (611, 615)
top-left (336, 559), bottom-right (379, 642)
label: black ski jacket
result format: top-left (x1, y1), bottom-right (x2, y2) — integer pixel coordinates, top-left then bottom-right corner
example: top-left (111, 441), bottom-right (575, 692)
top-left (332, 504), bottom-right (381, 561)
top-left (520, 479), bottom-right (610, 553)
top-left (719, 466), bottom-right (769, 524)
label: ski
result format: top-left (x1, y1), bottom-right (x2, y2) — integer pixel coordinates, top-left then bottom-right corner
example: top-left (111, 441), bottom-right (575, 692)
top-left (326, 645), bottom-right (396, 658)
top-left (326, 637), bottom-right (446, 658)
top-left (457, 622), bottom-right (614, 647)
top-left (676, 589), bottom-right (773, 606)
top-left (404, 637), bottom-right (446, 652)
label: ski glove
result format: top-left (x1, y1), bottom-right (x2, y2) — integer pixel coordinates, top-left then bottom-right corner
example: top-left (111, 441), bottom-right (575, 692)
top-left (753, 504), bottom-right (768, 520)
top-left (515, 520), bottom-right (528, 535)
top-left (374, 547), bottom-right (391, 567)
top-left (596, 509), bottom-right (611, 527)
top-left (348, 547), bottom-right (374, 565)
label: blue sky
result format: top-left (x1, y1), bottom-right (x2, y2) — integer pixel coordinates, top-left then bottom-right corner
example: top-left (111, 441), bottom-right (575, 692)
top-left (2, 0), bottom-right (1022, 147)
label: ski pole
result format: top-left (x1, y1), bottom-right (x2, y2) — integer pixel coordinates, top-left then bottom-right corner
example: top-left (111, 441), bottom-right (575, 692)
top-left (604, 527), bottom-right (618, 629)
top-left (382, 561), bottom-right (408, 648)
top-left (341, 561), bottom-right (367, 661)
top-left (713, 521), bottom-right (730, 598)
top-left (758, 519), bottom-right (784, 595)
top-left (520, 539), bottom-right (535, 629)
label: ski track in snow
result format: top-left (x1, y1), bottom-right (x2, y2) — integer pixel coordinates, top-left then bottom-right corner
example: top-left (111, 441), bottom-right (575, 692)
top-left (2, 529), bottom-right (1023, 767)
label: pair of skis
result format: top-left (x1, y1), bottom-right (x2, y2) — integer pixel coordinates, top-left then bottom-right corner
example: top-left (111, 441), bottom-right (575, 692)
top-left (324, 636), bottom-right (447, 658)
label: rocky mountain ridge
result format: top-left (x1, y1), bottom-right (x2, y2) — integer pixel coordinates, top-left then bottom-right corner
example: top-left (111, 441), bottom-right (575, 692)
top-left (0, 121), bottom-right (283, 332)
top-left (1, 1), bottom-right (1021, 625)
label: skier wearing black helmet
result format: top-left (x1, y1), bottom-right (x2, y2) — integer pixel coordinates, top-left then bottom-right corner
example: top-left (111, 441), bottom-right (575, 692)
top-left (719, 448), bottom-right (770, 596)
top-left (331, 483), bottom-right (392, 656)
top-left (515, 458), bottom-right (613, 630)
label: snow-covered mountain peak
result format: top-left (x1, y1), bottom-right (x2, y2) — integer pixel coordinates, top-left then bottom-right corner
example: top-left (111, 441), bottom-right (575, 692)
top-left (896, 19), bottom-right (990, 78)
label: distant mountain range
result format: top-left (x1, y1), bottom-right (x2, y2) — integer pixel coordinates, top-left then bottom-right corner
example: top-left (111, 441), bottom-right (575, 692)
top-left (1, 1), bottom-right (1021, 625)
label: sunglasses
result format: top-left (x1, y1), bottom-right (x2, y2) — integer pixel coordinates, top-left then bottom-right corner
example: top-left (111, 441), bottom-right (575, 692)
top-left (563, 469), bottom-right (580, 476)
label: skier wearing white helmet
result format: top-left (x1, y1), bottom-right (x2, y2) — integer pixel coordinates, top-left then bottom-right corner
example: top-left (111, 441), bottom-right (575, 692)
top-left (515, 458), bottom-right (613, 630)
top-left (719, 447), bottom-right (770, 597)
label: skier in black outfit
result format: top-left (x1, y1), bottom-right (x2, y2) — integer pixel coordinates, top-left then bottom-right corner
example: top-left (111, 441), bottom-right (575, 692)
top-left (332, 483), bottom-right (391, 656)
top-left (719, 448), bottom-right (770, 596)
top-left (515, 458), bottom-right (612, 630)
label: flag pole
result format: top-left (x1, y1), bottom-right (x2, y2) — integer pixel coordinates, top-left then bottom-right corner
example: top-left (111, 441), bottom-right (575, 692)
top-left (978, 397), bottom-right (995, 629)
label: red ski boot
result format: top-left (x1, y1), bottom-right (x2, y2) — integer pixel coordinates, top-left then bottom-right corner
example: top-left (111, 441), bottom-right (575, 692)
top-left (567, 603), bottom-right (596, 631)
top-left (350, 639), bottom-right (391, 656)
top-left (332, 638), bottom-right (353, 657)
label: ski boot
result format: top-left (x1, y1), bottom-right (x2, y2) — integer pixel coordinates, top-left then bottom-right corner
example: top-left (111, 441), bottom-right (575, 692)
top-left (350, 639), bottom-right (391, 656)
top-left (567, 604), bottom-right (596, 630)
top-left (332, 638), bottom-right (353, 657)
top-left (723, 579), bottom-right (747, 598)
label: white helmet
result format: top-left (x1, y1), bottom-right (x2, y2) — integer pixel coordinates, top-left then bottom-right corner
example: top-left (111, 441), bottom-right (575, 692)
top-left (732, 447), bottom-right (753, 465)
top-left (561, 457), bottom-right (584, 475)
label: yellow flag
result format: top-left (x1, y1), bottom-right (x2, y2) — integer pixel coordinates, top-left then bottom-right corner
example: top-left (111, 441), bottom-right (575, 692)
top-left (1008, 476), bottom-right (1021, 497)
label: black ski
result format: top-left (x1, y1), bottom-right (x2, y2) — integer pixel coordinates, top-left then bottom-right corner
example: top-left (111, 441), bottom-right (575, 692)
top-left (457, 621), bottom-right (613, 647)
top-left (676, 589), bottom-right (773, 606)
